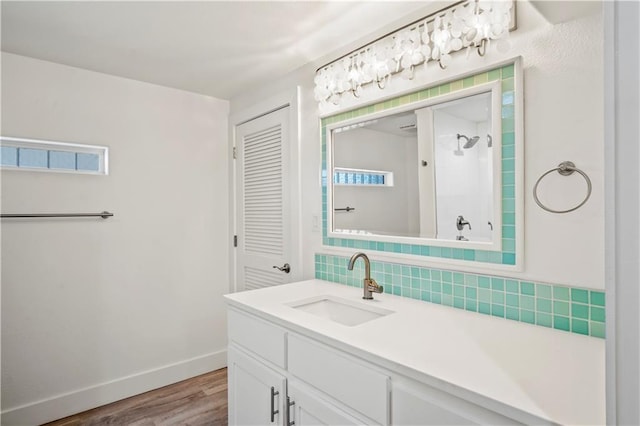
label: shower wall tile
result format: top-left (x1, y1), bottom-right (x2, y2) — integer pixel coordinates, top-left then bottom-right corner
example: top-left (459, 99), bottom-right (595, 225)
top-left (315, 253), bottom-right (605, 339)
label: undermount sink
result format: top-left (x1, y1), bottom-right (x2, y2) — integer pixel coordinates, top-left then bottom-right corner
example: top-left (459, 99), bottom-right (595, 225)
top-left (288, 295), bottom-right (394, 326)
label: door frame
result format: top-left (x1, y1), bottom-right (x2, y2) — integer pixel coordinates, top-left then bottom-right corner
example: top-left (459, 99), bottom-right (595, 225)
top-left (229, 87), bottom-right (303, 292)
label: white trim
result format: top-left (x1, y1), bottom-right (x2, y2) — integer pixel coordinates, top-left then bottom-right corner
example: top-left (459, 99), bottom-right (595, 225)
top-left (228, 87), bottom-right (303, 293)
top-left (0, 350), bottom-right (227, 426)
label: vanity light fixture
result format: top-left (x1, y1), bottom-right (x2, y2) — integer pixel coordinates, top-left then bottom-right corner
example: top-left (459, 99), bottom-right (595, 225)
top-left (314, 0), bottom-right (515, 107)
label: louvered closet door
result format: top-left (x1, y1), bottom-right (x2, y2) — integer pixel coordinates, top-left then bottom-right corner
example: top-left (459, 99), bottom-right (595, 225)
top-left (236, 107), bottom-right (292, 291)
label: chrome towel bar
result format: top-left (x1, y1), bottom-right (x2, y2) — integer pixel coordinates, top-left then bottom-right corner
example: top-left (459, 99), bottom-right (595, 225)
top-left (1, 211), bottom-right (114, 219)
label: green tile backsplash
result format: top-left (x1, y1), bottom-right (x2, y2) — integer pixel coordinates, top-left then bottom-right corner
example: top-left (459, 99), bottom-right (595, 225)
top-left (315, 254), bottom-right (605, 339)
top-left (321, 64), bottom-right (519, 266)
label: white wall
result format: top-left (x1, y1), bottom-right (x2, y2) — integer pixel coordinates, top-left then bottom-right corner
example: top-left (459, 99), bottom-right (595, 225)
top-left (0, 53), bottom-right (229, 425)
top-left (230, 0), bottom-right (605, 290)
top-left (333, 128), bottom-right (418, 236)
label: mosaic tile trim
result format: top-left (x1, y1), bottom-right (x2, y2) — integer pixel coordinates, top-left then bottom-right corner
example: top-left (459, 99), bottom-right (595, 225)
top-left (315, 254), bottom-right (605, 339)
top-left (321, 64), bottom-right (518, 266)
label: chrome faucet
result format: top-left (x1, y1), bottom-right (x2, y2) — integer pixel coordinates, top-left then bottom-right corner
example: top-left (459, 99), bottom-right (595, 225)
top-left (456, 215), bottom-right (471, 231)
top-left (347, 252), bottom-right (384, 300)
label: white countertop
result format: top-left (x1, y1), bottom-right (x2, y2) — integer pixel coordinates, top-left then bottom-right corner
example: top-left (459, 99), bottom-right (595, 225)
top-left (225, 279), bottom-right (605, 425)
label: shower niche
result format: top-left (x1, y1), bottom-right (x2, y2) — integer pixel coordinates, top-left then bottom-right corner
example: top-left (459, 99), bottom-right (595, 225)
top-left (327, 80), bottom-right (504, 252)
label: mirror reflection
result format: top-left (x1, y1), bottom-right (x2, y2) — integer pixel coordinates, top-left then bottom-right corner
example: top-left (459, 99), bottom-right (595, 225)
top-left (330, 89), bottom-right (499, 245)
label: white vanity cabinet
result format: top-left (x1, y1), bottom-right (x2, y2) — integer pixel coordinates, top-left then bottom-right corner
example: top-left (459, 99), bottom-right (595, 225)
top-left (227, 307), bottom-right (387, 425)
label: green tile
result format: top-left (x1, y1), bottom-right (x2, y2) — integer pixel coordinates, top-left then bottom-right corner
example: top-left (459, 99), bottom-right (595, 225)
top-left (506, 293), bottom-right (519, 307)
top-left (443, 283), bottom-right (452, 295)
top-left (503, 226), bottom-right (516, 242)
top-left (572, 319), bottom-right (589, 335)
top-left (572, 303), bottom-right (589, 319)
top-left (553, 286), bottom-right (570, 301)
top-left (431, 282), bottom-right (442, 293)
top-left (590, 322), bottom-right (606, 338)
top-left (463, 249), bottom-right (475, 261)
top-left (439, 83), bottom-right (451, 94)
top-left (537, 298), bottom-right (552, 313)
top-left (442, 271), bottom-right (452, 282)
top-left (454, 297), bottom-right (465, 309)
top-left (491, 304), bottom-right (505, 318)
top-left (502, 64), bottom-right (515, 78)
top-left (478, 288), bottom-right (491, 303)
top-left (465, 299), bottom-right (477, 312)
top-left (590, 291), bottom-right (605, 306)
top-left (454, 285), bottom-right (465, 297)
top-left (466, 287), bottom-right (477, 299)
top-left (521, 295), bottom-right (535, 310)
top-left (554, 316), bottom-right (570, 331)
top-left (591, 306), bottom-right (605, 323)
top-left (421, 291), bottom-right (431, 302)
top-left (554, 300), bottom-right (570, 316)
top-left (453, 272), bottom-right (464, 285)
top-left (536, 313), bottom-right (552, 327)
top-left (536, 284), bottom-right (552, 299)
top-left (429, 87), bottom-right (440, 97)
top-left (488, 69), bottom-right (501, 81)
top-left (411, 289), bottom-right (420, 299)
top-left (571, 288), bottom-right (589, 304)
top-left (506, 307), bottom-right (519, 321)
top-left (502, 77), bottom-right (514, 92)
top-left (520, 282), bottom-right (535, 295)
top-left (521, 310), bottom-right (536, 324)
top-left (505, 280), bottom-right (519, 293)
top-left (492, 290), bottom-right (504, 304)
top-left (442, 294), bottom-right (453, 306)
top-left (462, 76), bottom-right (475, 88)
top-left (491, 278), bottom-right (504, 291)
top-left (478, 276), bottom-right (491, 288)
top-left (478, 302), bottom-right (491, 315)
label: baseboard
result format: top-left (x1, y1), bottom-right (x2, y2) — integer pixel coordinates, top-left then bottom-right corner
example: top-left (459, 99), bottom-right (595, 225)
top-left (1, 349), bottom-right (227, 426)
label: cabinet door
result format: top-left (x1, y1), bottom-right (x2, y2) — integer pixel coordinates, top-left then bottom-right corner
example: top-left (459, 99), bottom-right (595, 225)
top-left (287, 381), bottom-right (365, 426)
top-left (392, 381), bottom-right (522, 425)
top-left (228, 345), bottom-right (286, 425)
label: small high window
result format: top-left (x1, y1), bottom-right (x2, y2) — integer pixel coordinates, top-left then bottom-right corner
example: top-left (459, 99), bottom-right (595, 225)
top-left (0, 137), bottom-right (108, 175)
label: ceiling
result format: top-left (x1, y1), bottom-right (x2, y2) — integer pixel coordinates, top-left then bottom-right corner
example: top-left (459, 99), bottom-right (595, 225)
top-left (1, 1), bottom-right (435, 100)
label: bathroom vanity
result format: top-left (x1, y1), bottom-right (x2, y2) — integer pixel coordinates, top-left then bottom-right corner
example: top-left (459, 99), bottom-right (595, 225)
top-left (225, 279), bottom-right (605, 425)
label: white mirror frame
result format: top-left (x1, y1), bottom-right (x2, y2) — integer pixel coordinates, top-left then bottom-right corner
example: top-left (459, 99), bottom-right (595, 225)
top-left (327, 81), bottom-right (503, 252)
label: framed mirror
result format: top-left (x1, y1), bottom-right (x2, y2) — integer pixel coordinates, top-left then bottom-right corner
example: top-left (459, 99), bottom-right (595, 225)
top-left (321, 60), bottom-right (522, 267)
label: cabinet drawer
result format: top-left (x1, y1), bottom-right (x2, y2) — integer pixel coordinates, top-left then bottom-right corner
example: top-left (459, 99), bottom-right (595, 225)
top-left (228, 308), bottom-right (286, 368)
top-left (288, 334), bottom-right (389, 425)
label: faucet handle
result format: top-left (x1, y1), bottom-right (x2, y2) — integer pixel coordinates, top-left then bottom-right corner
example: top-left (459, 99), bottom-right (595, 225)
top-left (365, 278), bottom-right (384, 294)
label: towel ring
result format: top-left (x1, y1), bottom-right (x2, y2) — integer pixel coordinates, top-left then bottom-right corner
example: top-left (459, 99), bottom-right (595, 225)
top-left (533, 161), bottom-right (592, 214)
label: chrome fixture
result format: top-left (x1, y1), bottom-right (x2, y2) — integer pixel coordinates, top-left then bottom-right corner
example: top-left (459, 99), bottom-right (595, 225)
top-left (456, 235), bottom-right (469, 241)
top-left (273, 263), bottom-right (291, 274)
top-left (487, 134), bottom-right (493, 147)
top-left (456, 215), bottom-right (471, 230)
top-left (533, 161), bottom-right (592, 214)
top-left (458, 133), bottom-right (480, 149)
top-left (488, 221), bottom-right (493, 231)
top-left (347, 252), bottom-right (384, 300)
top-left (314, 0), bottom-right (515, 107)
top-left (454, 134), bottom-right (465, 156)
top-left (1, 211), bottom-right (114, 219)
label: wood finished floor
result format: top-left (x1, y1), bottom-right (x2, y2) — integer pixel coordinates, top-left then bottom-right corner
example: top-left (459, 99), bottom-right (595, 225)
top-left (43, 368), bottom-right (228, 426)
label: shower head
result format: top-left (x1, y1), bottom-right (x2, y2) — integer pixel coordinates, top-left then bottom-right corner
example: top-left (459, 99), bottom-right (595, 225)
top-left (457, 133), bottom-right (481, 149)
